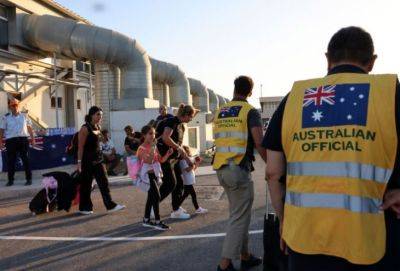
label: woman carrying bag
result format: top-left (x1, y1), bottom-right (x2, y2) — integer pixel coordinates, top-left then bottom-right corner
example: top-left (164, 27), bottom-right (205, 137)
top-left (77, 106), bottom-right (125, 215)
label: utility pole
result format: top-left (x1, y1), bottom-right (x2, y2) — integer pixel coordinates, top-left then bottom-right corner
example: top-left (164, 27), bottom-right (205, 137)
top-left (53, 53), bottom-right (59, 128)
top-left (260, 84), bottom-right (263, 98)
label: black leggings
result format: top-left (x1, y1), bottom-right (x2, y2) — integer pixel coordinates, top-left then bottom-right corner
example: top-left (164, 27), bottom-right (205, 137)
top-left (79, 162), bottom-right (116, 211)
top-left (159, 160), bottom-right (184, 211)
top-left (179, 185), bottom-right (199, 210)
top-left (144, 173), bottom-right (161, 221)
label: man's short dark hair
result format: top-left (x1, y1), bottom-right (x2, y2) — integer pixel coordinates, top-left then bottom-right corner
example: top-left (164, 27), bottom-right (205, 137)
top-left (124, 125), bottom-right (133, 132)
top-left (327, 26), bottom-right (374, 65)
top-left (101, 129), bottom-right (109, 135)
top-left (234, 76), bottom-right (254, 97)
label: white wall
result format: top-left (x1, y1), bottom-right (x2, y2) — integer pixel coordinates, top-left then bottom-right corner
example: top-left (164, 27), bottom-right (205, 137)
top-left (188, 112), bottom-right (213, 152)
top-left (75, 88), bottom-right (91, 128)
top-left (0, 92), bottom-right (8, 116)
top-left (110, 109), bottom-right (160, 154)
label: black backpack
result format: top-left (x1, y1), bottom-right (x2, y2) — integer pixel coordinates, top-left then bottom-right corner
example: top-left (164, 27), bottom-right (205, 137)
top-left (65, 132), bottom-right (79, 159)
top-left (65, 124), bottom-right (93, 159)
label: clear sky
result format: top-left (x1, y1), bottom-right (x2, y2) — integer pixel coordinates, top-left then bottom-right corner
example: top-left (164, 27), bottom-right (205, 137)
top-left (56, 0), bottom-right (400, 108)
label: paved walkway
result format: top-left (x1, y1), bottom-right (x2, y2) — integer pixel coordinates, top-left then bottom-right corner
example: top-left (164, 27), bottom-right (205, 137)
top-left (0, 165), bottom-right (216, 200)
top-left (0, 157), bottom-right (268, 271)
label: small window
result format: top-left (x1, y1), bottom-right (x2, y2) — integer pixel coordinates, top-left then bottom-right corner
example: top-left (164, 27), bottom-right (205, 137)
top-left (50, 97), bottom-right (63, 108)
top-left (51, 97), bottom-right (56, 108)
top-left (0, 5), bottom-right (8, 50)
top-left (57, 97), bottom-right (63, 108)
top-left (77, 99), bottom-right (81, 110)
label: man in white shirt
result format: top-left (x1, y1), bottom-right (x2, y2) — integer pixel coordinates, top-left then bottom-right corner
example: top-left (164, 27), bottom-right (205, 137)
top-left (100, 129), bottom-right (120, 176)
top-left (0, 99), bottom-right (36, 186)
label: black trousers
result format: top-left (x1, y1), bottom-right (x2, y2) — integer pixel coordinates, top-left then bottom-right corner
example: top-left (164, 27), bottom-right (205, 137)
top-left (79, 162), bottom-right (116, 211)
top-left (288, 248), bottom-right (381, 271)
top-left (159, 159), bottom-right (184, 211)
top-left (5, 137), bottom-right (32, 182)
top-left (179, 185), bottom-right (199, 210)
top-left (144, 173), bottom-right (161, 221)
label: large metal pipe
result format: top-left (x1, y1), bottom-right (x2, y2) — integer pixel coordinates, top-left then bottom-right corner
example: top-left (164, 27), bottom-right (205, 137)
top-left (188, 78), bottom-right (209, 112)
top-left (217, 94), bottom-right (226, 107)
top-left (150, 58), bottom-right (190, 107)
top-left (22, 14), bottom-right (152, 102)
top-left (208, 89), bottom-right (219, 111)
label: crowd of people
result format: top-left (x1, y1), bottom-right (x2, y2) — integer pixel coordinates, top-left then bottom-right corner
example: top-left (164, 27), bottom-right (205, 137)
top-left (75, 103), bottom-right (207, 230)
top-left (4, 25), bottom-right (400, 271)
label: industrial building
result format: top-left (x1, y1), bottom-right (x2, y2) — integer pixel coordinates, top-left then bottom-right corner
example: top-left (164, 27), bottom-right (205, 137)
top-left (0, 0), bottom-right (229, 155)
top-left (259, 96), bottom-right (284, 128)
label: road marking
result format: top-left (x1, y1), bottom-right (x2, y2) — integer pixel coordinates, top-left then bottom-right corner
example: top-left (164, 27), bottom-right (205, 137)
top-left (0, 230), bottom-right (263, 242)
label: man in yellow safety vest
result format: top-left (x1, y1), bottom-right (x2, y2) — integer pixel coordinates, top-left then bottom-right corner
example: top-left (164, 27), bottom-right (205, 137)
top-left (213, 76), bottom-right (266, 271)
top-left (264, 26), bottom-right (400, 270)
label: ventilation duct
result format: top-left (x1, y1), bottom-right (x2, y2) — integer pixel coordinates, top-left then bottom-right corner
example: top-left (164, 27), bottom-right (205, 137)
top-left (208, 89), bottom-right (219, 111)
top-left (150, 58), bottom-right (191, 107)
top-left (188, 78), bottom-right (209, 112)
top-left (22, 14), bottom-right (152, 118)
top-left (217, 94), bottom-right (226, 107)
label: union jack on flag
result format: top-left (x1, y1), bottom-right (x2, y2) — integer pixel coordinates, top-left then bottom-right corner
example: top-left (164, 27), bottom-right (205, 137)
top-left (303, 85), bottom-right (336, 107)
top-left (31, 136), bottom-right (44, 151)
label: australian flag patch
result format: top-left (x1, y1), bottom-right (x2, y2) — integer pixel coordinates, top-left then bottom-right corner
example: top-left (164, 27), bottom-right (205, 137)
top-left (218, 106), bottom-right (242, 119)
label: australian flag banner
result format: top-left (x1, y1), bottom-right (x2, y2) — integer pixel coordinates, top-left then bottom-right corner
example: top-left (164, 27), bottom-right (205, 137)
top-left (0, 128), bottom-right (75, 172)
top-left (302, 83), bottom-right (370, 128)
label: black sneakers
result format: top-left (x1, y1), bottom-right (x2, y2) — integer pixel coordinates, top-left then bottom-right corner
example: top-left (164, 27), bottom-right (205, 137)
top-left (153, 221), bottom-right (170, 231)
top-left (25, 180), bottom-right (32, 186)
top-left (142, 219), bottom-right (170, 231)
top-left (6, 180), bottom-right (13, 186)
top-left (142, 219), bottom-right (155, 228)
top-left (240, 254), bottom-right (262, 270)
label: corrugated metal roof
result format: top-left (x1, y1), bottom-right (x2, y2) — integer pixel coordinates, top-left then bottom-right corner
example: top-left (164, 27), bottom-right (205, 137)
top-left (36, 0), bottom-right (92, 24)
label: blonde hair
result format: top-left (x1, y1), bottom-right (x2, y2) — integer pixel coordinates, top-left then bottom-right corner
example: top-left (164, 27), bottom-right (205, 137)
top-left (182, 145), bottom-right (192, 156)
top-left (177, 103), bottom-right (195, 118)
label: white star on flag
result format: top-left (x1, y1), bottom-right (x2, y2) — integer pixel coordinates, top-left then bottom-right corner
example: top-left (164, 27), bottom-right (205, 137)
top-left (311, 110), bottom-right (323, 122)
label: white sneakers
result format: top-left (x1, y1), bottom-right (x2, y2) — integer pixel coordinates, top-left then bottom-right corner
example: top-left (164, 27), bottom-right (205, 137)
top-left (78, 210), bottom-right (94, 215)
top-left (170, 208), bottom-right (191, 219)
top-left (107, 204), bottom-right (126, 213)
top-left (179, 207), bottom-right (187, 213)
top-left (78, 204), bottom-right (125, 215)
top-left (195, 207), bottom-right (208, 214)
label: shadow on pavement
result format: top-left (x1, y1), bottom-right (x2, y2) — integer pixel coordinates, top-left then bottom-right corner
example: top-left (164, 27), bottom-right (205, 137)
top-left (87, 207), bottom-right (266, 271)
top-left (0, 212), bottom-right (91, 235)
top-left (0, 221), bottom-right (166, 270)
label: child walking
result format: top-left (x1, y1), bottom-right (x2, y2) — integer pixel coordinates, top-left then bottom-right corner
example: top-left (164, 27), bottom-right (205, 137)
top-left (179, 146), bottom-right (208, 214)
top-left (137, 125), bottom-right (173, 230)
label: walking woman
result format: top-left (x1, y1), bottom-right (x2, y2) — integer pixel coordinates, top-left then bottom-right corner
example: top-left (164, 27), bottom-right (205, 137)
top-left (77, 106), bottom-right (125, 215)
top-left (156, 103), bottom-right (199, 219)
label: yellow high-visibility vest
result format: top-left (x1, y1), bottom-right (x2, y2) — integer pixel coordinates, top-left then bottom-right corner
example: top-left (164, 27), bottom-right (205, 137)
top-left (213, 100), bottom-right (254, 170)
top-left (282, 73), bottom-right (398, 264)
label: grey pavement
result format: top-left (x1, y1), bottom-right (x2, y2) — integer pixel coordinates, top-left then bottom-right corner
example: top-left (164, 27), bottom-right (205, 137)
top-left (0, 165), bottom-right (216, 200)
top-left (0, 157), bottom-right (268, 271)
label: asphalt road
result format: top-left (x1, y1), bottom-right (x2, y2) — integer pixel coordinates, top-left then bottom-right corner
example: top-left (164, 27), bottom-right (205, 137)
top-left (0, 158), bottom-right (268, 271)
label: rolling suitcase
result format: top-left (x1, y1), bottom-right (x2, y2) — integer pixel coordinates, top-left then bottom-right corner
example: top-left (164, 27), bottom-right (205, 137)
top-left (263, 188), bottom-right (288, 271)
